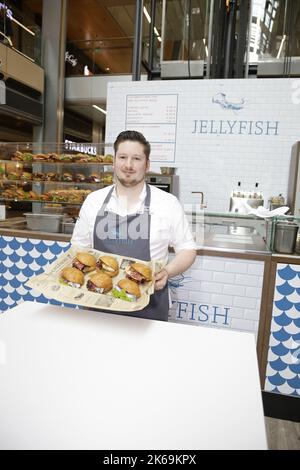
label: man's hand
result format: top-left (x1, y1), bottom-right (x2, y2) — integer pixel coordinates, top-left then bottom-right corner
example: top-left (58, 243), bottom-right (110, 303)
top-left (154, 268), bottom-right (169, 291)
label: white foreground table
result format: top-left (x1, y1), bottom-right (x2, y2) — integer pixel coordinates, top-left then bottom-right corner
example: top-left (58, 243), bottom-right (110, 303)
top-left (0, 301), bottom-right (267, 450)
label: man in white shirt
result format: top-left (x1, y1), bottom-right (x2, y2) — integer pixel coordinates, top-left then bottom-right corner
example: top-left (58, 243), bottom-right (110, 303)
top-left (71, 130), bottom-right (196, 321)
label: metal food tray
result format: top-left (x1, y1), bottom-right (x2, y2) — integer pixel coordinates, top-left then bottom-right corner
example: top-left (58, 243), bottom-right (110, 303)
top-left (24, 213), bottom-right (64, 233)
top-left (61, 219), bottom-right (75, 234)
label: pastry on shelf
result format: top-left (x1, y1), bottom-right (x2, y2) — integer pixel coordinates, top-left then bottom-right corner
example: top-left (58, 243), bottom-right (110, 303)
top-left (87, 173), bottom-right (101, 183)
top-left (62, 172), bottom-right (73, 182)
top-left (75, 173), bottom-right (86, 182)
top-left (103, 154), bottom-right (114, 163)
top-left (101, 174), bottom-right (113, 184)
top-left (20, 171), bottom-right (32, 181)
top-left (11, 151), bottom-right (33, 162)
top-left (7, 171), bottom-right (20, 180)
top-left (55, 154), bottom-right (74, 162)
top-left (32, 172), bottom-right (46, 181)
top-left (32, 153), bottom-right (51, 162)
top-left (45, 172), bottom-right (59, 181)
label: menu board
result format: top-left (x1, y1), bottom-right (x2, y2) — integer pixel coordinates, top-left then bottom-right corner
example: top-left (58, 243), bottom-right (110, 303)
top-left (125, 94), bottom-right (178, 162)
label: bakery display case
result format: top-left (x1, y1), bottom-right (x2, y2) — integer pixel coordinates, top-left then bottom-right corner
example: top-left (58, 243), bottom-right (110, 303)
top-left (0, 142), bottom-right (114, 234)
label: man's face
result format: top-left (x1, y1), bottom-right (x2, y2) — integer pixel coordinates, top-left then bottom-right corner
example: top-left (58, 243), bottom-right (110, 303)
top-left (114, 140), bottom-right (149, 188)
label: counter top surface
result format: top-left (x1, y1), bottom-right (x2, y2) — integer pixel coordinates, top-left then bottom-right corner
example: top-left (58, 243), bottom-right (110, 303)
top-left (0, 302), bottom-right (267, 450)
top-left (0, 226), bottom-right (71, 241)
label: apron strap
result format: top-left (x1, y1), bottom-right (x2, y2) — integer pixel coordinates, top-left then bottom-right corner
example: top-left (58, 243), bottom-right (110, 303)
top-left (102, 185), bottom-right (115, 212)
top-left (143, 184), bottom-right (151, 213)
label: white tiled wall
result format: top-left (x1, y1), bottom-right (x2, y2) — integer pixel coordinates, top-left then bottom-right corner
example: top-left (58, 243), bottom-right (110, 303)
top-left (106, 78), bottom-right (300, 212)
top-left (168, 255), bottom-right (264, 336)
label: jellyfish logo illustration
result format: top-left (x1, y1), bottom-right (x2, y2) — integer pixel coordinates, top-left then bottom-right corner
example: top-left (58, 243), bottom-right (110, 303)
top-left (168, 273), bottom-right (192, 294)
top-left (212, 92), bottom-right (245, 112)
top-left (291, 341), bottom-right (300, 365)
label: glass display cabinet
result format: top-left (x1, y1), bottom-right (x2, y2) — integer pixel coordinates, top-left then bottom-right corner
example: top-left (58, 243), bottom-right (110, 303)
top-left (0, 142), bottom-right (114, 234)
top-left (185, 211), bottom-right (300, 256)
top-left (185, 210), bottom-right (271, 254)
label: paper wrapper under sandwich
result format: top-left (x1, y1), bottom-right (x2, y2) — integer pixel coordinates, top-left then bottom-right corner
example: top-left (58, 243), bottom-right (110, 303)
top-left (26, 245), bottom-right (162, 312)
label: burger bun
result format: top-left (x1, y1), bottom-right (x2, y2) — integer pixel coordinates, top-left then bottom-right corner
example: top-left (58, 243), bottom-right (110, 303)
top-left (118, 278), bottom-right (141, 298)
top-left (61, 267), bottom-right (84, 285)
top-left (88, 272), bottom-right (112, 292)
top-left (76, 252), bottom-right (97, 271)
top-left (98, 255), bottom-right (119, 277)
top-left (131, 262), bottom-right (152, 281)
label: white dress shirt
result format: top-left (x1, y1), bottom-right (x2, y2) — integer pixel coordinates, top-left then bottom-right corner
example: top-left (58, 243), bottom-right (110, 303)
top-left (71, 184), bottom-right (196, 264)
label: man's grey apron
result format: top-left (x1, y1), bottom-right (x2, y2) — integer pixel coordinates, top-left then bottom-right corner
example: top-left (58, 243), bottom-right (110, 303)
top-left (93, 184), bottom-right (169, 321)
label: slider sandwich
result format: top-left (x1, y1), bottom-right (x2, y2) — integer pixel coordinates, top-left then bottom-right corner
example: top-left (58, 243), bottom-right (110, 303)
top-left (125, 262), bottom-right (152, 284)
top-left (45, 172), bottom-right (59, 181)
top-left (86, 272), bottom-right (112, 294)
top-left (72, 252), bottom-right (97, 273)
top-left (75, 173), bottom-right (86, 182)
top-left (96, 255), bottom-right (119, 277)
top-left (62, 172), bottom-right (73, 182)
top-left (113, 278), bottom-right (141, 302)
top-left (32, 172), bottom-right (45, 181)
top-left (88, 173), bottom-right (101, 183)
top-left (7, 171), bottom-right (19, 180)
top-left (20, 172), bottom-right (32, 181)
top-left (60, 267), bottom-right (84, 288)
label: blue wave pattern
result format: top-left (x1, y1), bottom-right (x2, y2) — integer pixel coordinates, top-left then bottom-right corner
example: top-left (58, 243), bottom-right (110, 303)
top-left (0, 236), bottom-right (72, 313)
top-left (265, 263), bottom-right (300, 397)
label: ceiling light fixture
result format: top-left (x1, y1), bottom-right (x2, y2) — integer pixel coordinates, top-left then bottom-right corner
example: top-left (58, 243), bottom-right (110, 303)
top-left (93, 105), bottom-right (107, 115)
top-left (277, 34), bottom-right (286, 59)
top-left (143, 6), bottom-right (151, 23)
top-left (144, 7), bottom-right (161, 42)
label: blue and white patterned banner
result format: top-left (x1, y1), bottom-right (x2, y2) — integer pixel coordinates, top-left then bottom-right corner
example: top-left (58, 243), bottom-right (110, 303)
top-left (265, 264), bottom-right (300, 397)
top-left (0, 236), bottom-right (72, 313)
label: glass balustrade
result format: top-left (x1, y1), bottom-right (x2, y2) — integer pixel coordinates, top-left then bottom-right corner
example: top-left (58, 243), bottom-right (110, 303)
top-left (162, 0), bottom-right (210, 62)
top-left (0, 1), bottom-right (41, 64)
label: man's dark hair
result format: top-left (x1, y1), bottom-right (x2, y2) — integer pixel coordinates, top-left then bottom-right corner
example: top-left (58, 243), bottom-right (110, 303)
top-left (114, 130), bottom-right (151, 159)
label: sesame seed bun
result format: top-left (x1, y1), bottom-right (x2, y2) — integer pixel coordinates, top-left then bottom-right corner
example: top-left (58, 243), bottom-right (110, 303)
top-left (88, 272), bottom-right (112, 292)
top-left (131, 263), bottom-right (152, 281)
top-left (61, 267), bottom-right (84, 285)
top-left (118, 278), bottom-right (141, 298)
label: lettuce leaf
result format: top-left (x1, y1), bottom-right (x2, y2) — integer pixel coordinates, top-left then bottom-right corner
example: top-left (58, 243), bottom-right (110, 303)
top-left (111, 288), bottom-right (133, 302)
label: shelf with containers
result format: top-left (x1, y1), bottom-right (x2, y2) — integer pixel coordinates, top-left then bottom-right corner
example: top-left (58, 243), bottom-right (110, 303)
top-left (267, 215), bottom-right (300, 256)
top-left (0, 142), bottom-right (114, 233)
